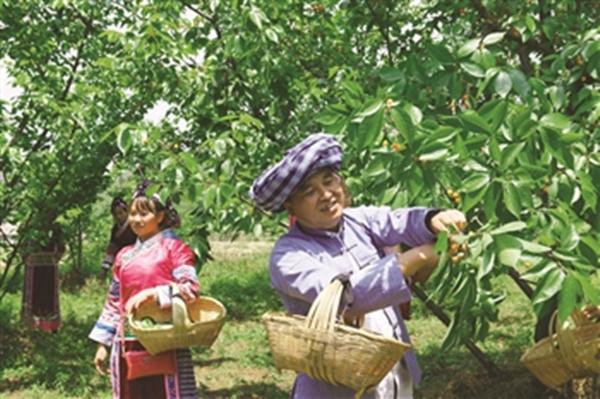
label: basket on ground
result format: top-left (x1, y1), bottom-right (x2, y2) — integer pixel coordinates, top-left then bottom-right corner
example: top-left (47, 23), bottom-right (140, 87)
top-left (128, 285), bottom-right (226, 355)
top-left (262, 280), bottom-right (411, 397)
top-left (521, 310), bottom-right (600, 390)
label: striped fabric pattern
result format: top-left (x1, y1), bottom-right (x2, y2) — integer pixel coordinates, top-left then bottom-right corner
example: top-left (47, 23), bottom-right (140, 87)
top-left (176, 349), bottom-right (198, 398)
top-left (249, 133), bottom-right (343, 212)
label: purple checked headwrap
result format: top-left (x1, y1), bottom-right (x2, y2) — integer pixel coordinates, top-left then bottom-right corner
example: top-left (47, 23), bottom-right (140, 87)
top-left (250, 133), bottom-right (343, 212)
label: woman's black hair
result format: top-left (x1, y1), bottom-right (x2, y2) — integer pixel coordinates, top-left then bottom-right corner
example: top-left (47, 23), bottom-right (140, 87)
top-left (131, 180), bottom-right (181, 229)
top-left (111, 196), bottom-right (128, 212)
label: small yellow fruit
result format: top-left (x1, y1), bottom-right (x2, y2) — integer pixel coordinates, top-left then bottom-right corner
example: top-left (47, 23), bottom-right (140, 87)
top-left (450, 242), bottom-right (460, 254)
top-left (391, 143), bottom-right (404, 153)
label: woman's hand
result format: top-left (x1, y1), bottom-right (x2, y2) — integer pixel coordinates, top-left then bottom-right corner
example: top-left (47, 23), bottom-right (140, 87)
top-left (94, 344), bottom-right (109, 376)
top-left (125, 288), bottom-right (158, 314)
top-left (430, 210), bottom-right (467, 235)
top-left (397, 244), bottom-right (439, 283)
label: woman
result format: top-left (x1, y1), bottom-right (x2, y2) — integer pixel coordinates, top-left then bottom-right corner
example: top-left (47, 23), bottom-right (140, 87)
top-left (90, 187), bottom-right (200, 399)
top-left (100, 196), bottom-right (137, 279)
top-left (250, 133), bottom-right (466, 398)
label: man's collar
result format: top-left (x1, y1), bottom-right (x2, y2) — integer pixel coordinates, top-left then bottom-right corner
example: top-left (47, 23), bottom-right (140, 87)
top-left (293, 215), bottom-right (345, 239)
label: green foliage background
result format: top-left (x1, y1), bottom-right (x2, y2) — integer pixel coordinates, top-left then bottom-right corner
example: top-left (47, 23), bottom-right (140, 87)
top-left (0, 0), bottom-right (599, 359)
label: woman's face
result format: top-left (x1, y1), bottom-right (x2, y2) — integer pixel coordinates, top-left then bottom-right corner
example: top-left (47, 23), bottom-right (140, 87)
top-left (112, 206), bottom-right (128, 224)
top-left (128, 206), bottom-right (164, 241)
top-left (284, 169), bottom-right (346, 231)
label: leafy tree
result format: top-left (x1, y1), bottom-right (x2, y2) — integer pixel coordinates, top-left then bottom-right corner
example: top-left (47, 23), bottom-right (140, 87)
top-left (1, 0), bottom-right (599, 350)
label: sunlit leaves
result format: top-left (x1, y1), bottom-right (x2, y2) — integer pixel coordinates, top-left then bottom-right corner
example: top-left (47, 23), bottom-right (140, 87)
top-left (558, 273), bottom-right (580, 322)
top-left (532, 265), bottom-right (564, 306)
top-left (540, 113), bottom-right (572, 130)
top-left (458, 38), bottom-right (479, 58)
top-left (494, 71), bottom-right (512, 98)
top-left (482, 32), bottom-right (506, 45)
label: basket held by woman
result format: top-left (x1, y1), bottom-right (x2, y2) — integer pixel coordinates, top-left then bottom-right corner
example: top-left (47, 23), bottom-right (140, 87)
top-left (262, 280), bottom-right (411, 398)
top-left (129, 285), bottom-right (226, 355)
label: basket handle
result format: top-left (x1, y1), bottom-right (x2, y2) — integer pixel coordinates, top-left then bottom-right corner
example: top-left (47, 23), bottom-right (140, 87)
top-left (550, 309), bottom-right (591, 375)
top-left (305, 280), bottom-right (345, 332)
top-left (549, 308), bottom-right (592, 338)
top-left (171, 283), bottom-right (190, 333)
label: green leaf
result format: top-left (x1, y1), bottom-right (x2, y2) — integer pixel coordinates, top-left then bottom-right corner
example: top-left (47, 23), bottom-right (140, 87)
top-left (265, 28), bottom-right (279, 43)
top-left (434, 230), bottom-right (449, 253)
top-left (214, 139), bottom-right (227, 157)
top-left (525, 15), bottom-right (536, 32)
top-left (363, 159), bottom-right (388, 178)
top-left (355, 100), bottom-right (384, 119)
top-left (460, 62), bottom-right (485, 78)
top-left (457, 38), bottom-right (480, 58)
top-left (500, 142), bottom-right (526, 170)
top-left (483, 182), bottom-right (500, 220)
top-left (404, 104), bottom-right (423, 125)
top-left (249, 6), bottom-right (267, 30)
top-left (441, 312), bottom-right (462, 350)
top-left (379, 67), bottom-right (404, 82)
top-left (502, 181), bottom-right (521, 217)
top-left (117, 126), bottom-right (132, 154)
top-left (548, 86), bottom-right (566, 110)
top-left (418, 148), bottom-right (449, 162)
top-left (490, 221), bottom-right (527, 235)
top-left (462, 185), bottom-right (489, 213)
top-left (355, 108), bottom-right (384, 149)
top-left (508, 69), bottom-right (530, 99)
top-left (483, 32), bottom-right (506, 45)
top-left (428, 44), bottom-right (453, 64)
top-left (462, 173), bottom-right (490, 193)
top-left (577, 170), bottom-right (598, 211)
top-left (540, 113), bottom-right (572, 130)
top-left (486, 100), bottom-right (508, 132)
top-left (478, 250), bottom-right (496, 278)
top-left (489, 133), bottom-right (502, 162)
top-left (315, 109), bottom-right (344, 126)
top-left (459, 110), bottom-right (491, 134)
top-left (379, 185), bottom-right (400, 205)
top-left (558, 273), bottom-right (581, 322)
top-left (518, 239), bottom-right (552, 254)
top-left (209, 0), bottom-right (219, 12)
top-left (573, 271), bottom-right (600, 305)
top-left (495, 234), bottom-right (522, 267)
top-left (390, 109), bottom-right (414, 144)
top-left (179, 152), bottom-right (198, 173)
top-left (494, 71), bottom-right (512, 98)
top-left (532, 266), bottom-right (565, 306)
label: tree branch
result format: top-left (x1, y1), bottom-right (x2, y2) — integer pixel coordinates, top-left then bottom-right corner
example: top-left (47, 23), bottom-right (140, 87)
top-left (365, 0), bottom-right (394, 65)
top-left (182, 1), bottom-right (222, 39)
top-left (411, 285), bottom-right (502, 375)
top-left (538, 0), bottom-right (546, 25)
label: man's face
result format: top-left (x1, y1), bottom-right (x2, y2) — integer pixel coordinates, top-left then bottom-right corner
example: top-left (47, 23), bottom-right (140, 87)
top-left (284, 169), bottom-right (346, 231)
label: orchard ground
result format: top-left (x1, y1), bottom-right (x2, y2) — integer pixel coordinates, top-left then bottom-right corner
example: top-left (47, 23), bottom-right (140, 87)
top-left (0, 240), bottom-right (590, 398)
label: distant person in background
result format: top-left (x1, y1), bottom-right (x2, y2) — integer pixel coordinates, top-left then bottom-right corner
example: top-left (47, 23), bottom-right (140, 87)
top-left (250, 133), bottom-right (466, 399)
top-left (90, 183), bottom-right (198, 399)
top-left (100, 196), bottom-right (137, 279)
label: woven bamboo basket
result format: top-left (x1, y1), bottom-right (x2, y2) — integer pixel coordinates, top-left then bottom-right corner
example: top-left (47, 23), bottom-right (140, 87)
top-left (521, 310), bottom-right (600, 390)
top-left (556, 310), bottom-right (600, 374)
top-left (128, 286), bottom-right (226, 355)
top-left (262, 280), bottom-right (411, 398)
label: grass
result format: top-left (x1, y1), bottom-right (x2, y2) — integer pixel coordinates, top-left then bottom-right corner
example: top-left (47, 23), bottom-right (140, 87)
top-left (0, 241), bottom-right (586, 398)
